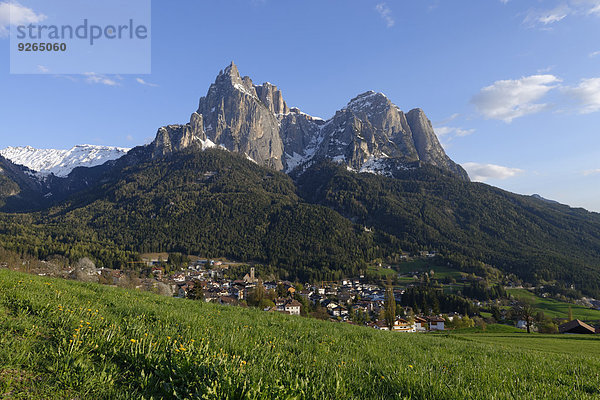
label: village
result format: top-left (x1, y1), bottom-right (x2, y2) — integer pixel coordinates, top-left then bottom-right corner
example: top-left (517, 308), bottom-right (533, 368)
top-left (14, 253), bottom-right (600, 335)
top-left (106, 257), bottom-right (455, 332)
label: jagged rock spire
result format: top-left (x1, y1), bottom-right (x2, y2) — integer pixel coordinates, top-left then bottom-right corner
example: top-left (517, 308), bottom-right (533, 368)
top-left (147, 63), bottom-right (469, 180)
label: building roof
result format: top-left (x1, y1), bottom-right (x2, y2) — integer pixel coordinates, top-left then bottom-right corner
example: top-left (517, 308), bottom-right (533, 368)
top-left (559, 319), bottom-right (596, 334)
top-left (428, 317), bottom-right (445, 323)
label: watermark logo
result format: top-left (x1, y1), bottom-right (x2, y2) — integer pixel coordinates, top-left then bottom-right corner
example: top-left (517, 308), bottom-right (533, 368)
top-left (9, 0), bottom-right (151, 74)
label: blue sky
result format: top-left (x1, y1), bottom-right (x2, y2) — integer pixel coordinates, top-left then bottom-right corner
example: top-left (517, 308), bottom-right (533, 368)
top-left (1, 0), bottom-right (599, 211)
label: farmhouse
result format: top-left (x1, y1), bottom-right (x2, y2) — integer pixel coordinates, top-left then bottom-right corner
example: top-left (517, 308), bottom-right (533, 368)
top-left (428, 316), bottom-right (445, 331)
top-left (559, 319), bottom-right (596, 334)
top-left (392, 318), bottom-right (415, 332)
top-left (414, 316), bottom-right (428, 332)
top-left (285, 299), bottom-right (302, 315)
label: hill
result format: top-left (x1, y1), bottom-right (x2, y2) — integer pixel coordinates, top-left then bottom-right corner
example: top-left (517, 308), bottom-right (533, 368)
top-left (1, 269), bottom-right (599, 399)
top-left (2, 148), bottom-right (600, 296)
top-left (296, 161), bottom-right (600, 297)
top-left (0, 149), bottom-right (396, 280)
top-left (507, 288), bottom-right (600, 321)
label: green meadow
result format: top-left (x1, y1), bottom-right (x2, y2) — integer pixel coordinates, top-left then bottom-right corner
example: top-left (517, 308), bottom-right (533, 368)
top-left (1, 269), bottom-right (599, 399)
top-left (507, 288), bottom-right (600, 321)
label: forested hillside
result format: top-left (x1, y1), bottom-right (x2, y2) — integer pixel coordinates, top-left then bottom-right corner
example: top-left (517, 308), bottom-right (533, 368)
top-left (1, 148), bottom-right (600, 296)
top-left (296, 161), bottom-right (600, 296)
top-left (0, 149), bottom-right (398, 281)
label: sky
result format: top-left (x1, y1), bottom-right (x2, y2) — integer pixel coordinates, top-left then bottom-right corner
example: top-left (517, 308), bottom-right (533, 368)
top-left (0, 0), bottom-right (599, 211)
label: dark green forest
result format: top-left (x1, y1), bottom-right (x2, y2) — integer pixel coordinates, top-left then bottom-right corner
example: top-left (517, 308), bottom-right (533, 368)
top-left (0, 150), bottom-right (399, 281)
top-left (296, 161), bottom-right (600, 296)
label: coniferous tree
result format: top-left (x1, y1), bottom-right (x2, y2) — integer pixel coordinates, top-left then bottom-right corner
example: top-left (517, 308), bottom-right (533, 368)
top-left (384, 282), bottom-right (396, 329)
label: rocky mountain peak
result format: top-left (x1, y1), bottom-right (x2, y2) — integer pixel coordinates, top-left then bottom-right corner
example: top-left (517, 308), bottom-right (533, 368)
top-left (219, 62), bottom-right (241, 80)
top-left (146, 63), bottom-right (468, 180)
top-left (255, 82), bottom-right (289, 115)
top-left (343, 91), bottom-right (391, 113)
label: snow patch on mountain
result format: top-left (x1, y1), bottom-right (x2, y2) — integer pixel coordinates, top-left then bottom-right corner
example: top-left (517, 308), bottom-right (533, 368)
top-left (0, 144), bottom-right (130, 177)
top-left (359, 157), bottom-right (392, 177)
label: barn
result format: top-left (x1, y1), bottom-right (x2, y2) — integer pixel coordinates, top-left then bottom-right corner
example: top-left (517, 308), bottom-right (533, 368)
top-left (558, 319), bottom-right (596, 334)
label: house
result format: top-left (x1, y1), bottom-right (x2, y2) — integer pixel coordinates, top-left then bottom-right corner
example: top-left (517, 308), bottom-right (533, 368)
top-left (285, 299), bottom-right (302, 315)
top-left (177, 283), bottom-right (190, 298)
top-left (559, 319), bottom-right (596, 334)
top-left (330, 306), bottom-right (343, 317)
top-left (516, 320), bottom-right (532, 330)
top-left (275, 298), bottom-right (287, 311)
top-left (371, 320), bottom-right (389, 330)
top-left (392, 318), bottom-right (415, 332)
top-left (414, 316), bottom-right (428, 332)
top-left (338, 291), bottom-right (355, 304)
top-left (230, 287), bottom-right (244, 300)
top-left (219, 296), bottom-right (238, 306)
top-left (323, 300), bottom-right (338, 311)
top-left (428, 316), bottom-right (445, 331)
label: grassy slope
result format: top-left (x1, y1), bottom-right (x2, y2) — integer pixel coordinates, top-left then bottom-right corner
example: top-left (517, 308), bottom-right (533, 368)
top-left (448, 324), bottom-right (523, 334)
top-left (507, 288), bottom-right (600, 321)
top-left (368, 259), bottom-right (463, 282)
top-left (1, 270), bottom-right (600, 399)
top-left (456, 334), bottom-right (600, 357)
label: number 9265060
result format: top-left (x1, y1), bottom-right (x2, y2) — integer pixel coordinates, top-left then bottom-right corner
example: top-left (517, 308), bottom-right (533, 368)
top-left (18, 43), bottom-right (67, 52)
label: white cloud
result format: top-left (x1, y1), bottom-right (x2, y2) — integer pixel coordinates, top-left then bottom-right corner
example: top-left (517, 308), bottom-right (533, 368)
top-left (434, 113), bottom-right (460, 126)
top-left (537, 66), bottom-right (554, 73)
top-left (577, 0), bottom-right (600, 15)
top-left (538, 6), bottom-right (570, 24)
top-left (589, 4), bottom-right (600, 14)
top-left (471, 75), bottom-right (561, 122)
top-left (583, 168), bottom-right (600, 176)
top-left (136, 77), bottom-right (158, 87)
top-left (524, 0), bottom-right (600, 27)
top-left (590, 50), bottom-right (600, 58)
top-left (434, 126), bottom-right (475, 137)
top-left (37, 65), bottom-right (48, 73)
top-left (126, 135), bottom-right (134, 142)
top-left (462, 162), bottom-right (524, 182)
top-left (84, 72), bottom-right (119, 86)
top-left (562, 78), bottom-right (600, 114)
top-left (0, 1), bottom-right (46, 37)
top-left (375, 3), bottom-right (395, 28)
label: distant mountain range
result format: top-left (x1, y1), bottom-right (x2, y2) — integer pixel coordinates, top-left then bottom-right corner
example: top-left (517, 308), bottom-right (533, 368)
top-left (0, 145), bottom-right (129, 178)
top-left (1, 63), bottom-right (599, 298)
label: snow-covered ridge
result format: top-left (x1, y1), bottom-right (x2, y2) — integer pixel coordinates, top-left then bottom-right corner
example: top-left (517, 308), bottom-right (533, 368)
top-left (0, 144), bottom-right (130, 177)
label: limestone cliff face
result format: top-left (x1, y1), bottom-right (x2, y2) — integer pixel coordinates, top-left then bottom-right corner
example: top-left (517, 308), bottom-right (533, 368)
top-left (195, 63), bottom-right (285, 170)
top-left (315, 92), bottom-right (419, 170)
top-left (406, 108), bottom-right (469, 180)
top-left (148, 62), bottom-right (469, 181)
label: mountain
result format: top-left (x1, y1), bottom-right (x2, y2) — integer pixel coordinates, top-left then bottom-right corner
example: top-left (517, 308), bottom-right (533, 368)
top-left (0, 155), bottom-right (49, 210)
top-left (1, 63), bottom-right (599, 297)
top-left (0, 144), bottom-right (130, 178)
top-left (147, 62), bottom-right (469, 180)
top-left (296, 160), bottom-right (600, 296)
top-left (0, 62), bottom-right (467, 211)
top-left (0, 149), bottom-right (392, 281)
